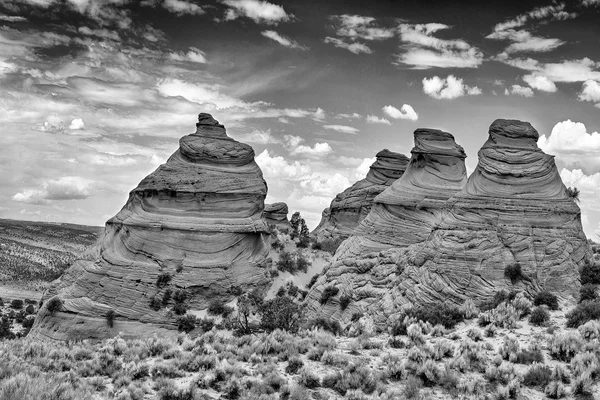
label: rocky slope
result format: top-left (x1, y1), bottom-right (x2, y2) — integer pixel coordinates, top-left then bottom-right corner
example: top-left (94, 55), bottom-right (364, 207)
top-left (304, 120), bottom-right (591, 326)
top-left (304, 129), bottom-right (467, 323)
top-left (264, 202), bottom-right (291, 230)
top-left (312, 149), bottom-right (409, 242)
top-left (29, 113), bottom-right (271, 340)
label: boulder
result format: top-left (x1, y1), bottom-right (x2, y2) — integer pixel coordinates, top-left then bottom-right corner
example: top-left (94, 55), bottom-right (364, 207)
top-left (30, 113), bottom-right (271, 340)
top-left (264, 202), bottom-right (291, 230)
top-left (311, 149), bottom-right (409, 242)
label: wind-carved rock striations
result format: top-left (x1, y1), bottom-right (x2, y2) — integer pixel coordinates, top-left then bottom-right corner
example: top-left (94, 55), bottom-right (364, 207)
top-left (264, 202), bottom-right (291, 230)
top-left (311, 149), bottom-right (409, 242)
top-left (30, 113), bottom-right (271, 341)
top-left (304, 129), bottom-right (468, 322)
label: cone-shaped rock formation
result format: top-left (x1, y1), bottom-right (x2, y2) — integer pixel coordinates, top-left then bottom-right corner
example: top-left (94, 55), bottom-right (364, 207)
top-left (30, 113), bottom-right (271, 340)
top-left (304, 129), bottom-right (467, 322)
top-left (312, 149), bottom-right (409, 242)
top-left (264, 202), bottom-right (291, 230)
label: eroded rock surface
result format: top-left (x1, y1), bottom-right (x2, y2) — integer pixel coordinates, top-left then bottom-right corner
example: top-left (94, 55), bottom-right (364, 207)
top-left (312, 149), bottom-right (409, 242)
top-left (30, 113), bottom-right (271, 340)
top-left (264, 202), bottom-right (290, 230)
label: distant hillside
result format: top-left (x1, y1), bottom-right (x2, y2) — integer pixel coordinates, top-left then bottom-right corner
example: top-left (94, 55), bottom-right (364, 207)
top-left (0, 219), bottom-right (102, 294)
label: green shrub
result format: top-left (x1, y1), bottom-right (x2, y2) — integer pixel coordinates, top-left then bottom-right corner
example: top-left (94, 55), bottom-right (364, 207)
top-left (156, 272), bottom-right (171, 288)
top-left (319, 238), bottom-right (344, 255)
top-left (106, 309), bottom-right (115, 328)
top-left (46, 296), bottom-right (63, 316)
top-left (259, 296), bottom-right (302, 333)
top-left (566, 186), bottom-right (580, 202)
top-left (579, 284), bottom-right (598, 303)
top-left (150, 296), bottom-right (162, 311)
top-left (306, 318), bottom-right (342, 335)
top-left (295, 253), bottom-right (310, 273)
top-left (320, 286), bottom-right (339, 304)
top-left (286, 357), bottom-right (304, 374)
top-left (10, 299), bottom-right (23, 309)
top-left (504, 264), bottom-right (522, 282)
top-left (307, 274), bottom-right (319, 289)
top-left (25, 304), bottom-right (35, 315)
top-left (480, 290), bottom-right (518, 311)
top-left (173, 290), bottom-right (187, 303)
top-left (529, 307), bottom-right (550, 326)
top-left (162, 289), bottom-right (172, 306)
top-left (198, 317), bottom-right (214, 332)
top-left (177, 315), bottom-right (197, 332)
top-left (523, 365), bottom-right (552, 387)
top-left (277, 251), bottom-right (296, 273)
top-left (533, 291), bottom-right (559, 310)
top-left (566, 301), bottom-right (600, 328)
top-left (207, 299), bottom-right (227, 316)
top-left (173, 303), bottom-right (187, 315)
top-left (581, 261), bottom-right (600, 285)
top-left (515, 349), bottom-right (544, 364)
top-left (407, 303), bottom-right (465, 329)
top-left (298, 368), bottom-right (320, 388)
top-left (340, 295), bottom-right (351, 310)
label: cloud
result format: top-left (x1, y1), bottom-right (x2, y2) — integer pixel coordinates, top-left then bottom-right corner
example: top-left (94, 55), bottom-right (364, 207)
top-left (222, 0), bottom-right (291, 25)
top-left (382, 104), bottom-right (419, 121)
top-left (582, 0), bottom-right (600, 6)
top-left (497, 56), bottom-right (600, 83)
top-left (162, 0), bottom-right (205, 15)
top-left (329, 14), bottom-right (395, 41)
top-left (78, 26), bottom-right (120, 41)
top-left (492, 3), bottom-right (576, 32)
top-left (261, 30), bottom-right (307, 50)
top-left (300, 173), bottom-right (351, 197)
top-left (323, 37), bottom-right (372, 54)
top-left (538, 120), bottom-right (600, 173)
top-left (486, 29), bottom-right (565, 54)
top-left (422, 75), bottom-right (482, 99)
top-left (13, 177), bottom-right (94, 204)
top-left (156, 78), bottom-right (254, 109)
top-left (69, 118), bottom-right (85, 130)
top-left (353, 157), bottom-right (376, 181)
top-left (283, 135), bottom-right (333, 157)
top-left (366, 115), bottom-right (391, 125)
top-left (506, 85), bottom-right (534, 97)
top-left (522, 74), bottom-right (557, 92)
top-left (255, 149), bottom-right (310, 179)
top-left (232, 128), bottom-right (279, 144)
top-left (169, 47), bottom-right (207, 63)
top-left (396, 23), bottom-right (483, 69)
top-left (336, 112), bottom-right (362, 119)
top-left (579, 80), bottom-right (600, 107)
top-left (31, 115), bottom-right (65, 133)
top-left (560, 168), bottom-right (600, 237)
top-left (0, 14), bottom-right (27, 22)
top-left (313, 107), bottom-right (325, 121)
top-left (323, 125), bottom-right (359, 134)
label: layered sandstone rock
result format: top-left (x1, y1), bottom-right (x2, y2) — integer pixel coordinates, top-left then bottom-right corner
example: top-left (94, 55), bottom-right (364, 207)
top-left (312, 149), bottom-right (409, 242)
top-left (264, 202), bottom-right (291, 230)
top-left (305, 129), bottom-right (467, 322)
top-left (30, 113), bottom-right (271, 340)
top-left (305, 120), bottom-right (590, 326)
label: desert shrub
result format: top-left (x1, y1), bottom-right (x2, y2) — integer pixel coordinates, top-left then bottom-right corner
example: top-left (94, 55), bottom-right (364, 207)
top-left (402, 376), bottom-right (422, 399)
top-left (176, 315), bottom-right (197, 332)
top-left (207, 299), bottom-right (227, 316)
top-left (466, 327), bottom-right (483, 342)
top-left (499, 336), bottom-right (520, 362)
top-left (504, 263), bottom-right (522, 282)
top-left (306, 317), bottom-right (342, 335)
top-left (106, 309), bottom-right (115, 328)
top-left (173, 290), bottom-right (187, 303)
top-left (478, 302), bottom-right (519, 329)
top-left (198, 317), bottom-right (215, 332)
top-left (285, 357), bottom-right (304, 374)
top-left (298, 368), bottom-right (320, 388)
top-left (295, 253), bottom-right (310, 273)
top-left (548, 331), bottom-right (583, 361)
top-left (319, 238), bottom-right (344, 255)
top-left (340, 295), bottom-right (351, 310)
top-left (523, 365), bottom-right (552, 387)
top-left (432, 339), bottom-right (454, 360)
top-left (571, 351), bottom-right (600, 380)
top-left (485, 361), bottom-right (518, 385)
top-left (459, 299), bottom-right (479, 319)
top-left (545, 381), bottom-right (566, 399)
top-left (307, 274), bottom-right (319, 289)
top-left (515, 348), bottom-right (544, 364)
top-left (566, 186), bottom-right (580, 202)
top-left (162, 289), bottom-right (172, 306)
top-left (579, 284), bottom-right (598, 303)
top-left (321, 363), bottom-right (377, 395)
top-left (46, 296), bottom-right (63, 315)
top-left (271, 237), bottom-right (284, 251)
top-left (407, 303), bottom-right (465, 329)
top-left (9, 299), bottom-right (23, 310)
top-left (581, 260), bottom-right (600, 285)
top-left (407, 323), bottom-right (425, 345)
top-left (457, 374), bottom-right (487, 397)
top-left (578, 319), bottom-right (600, 340)
top-left (529, 306), bottom-right (550, 326)
top-left (149, 297), bottom-right (161, 311)
top-left (277, 251), bottom-right (295, 273)
top-left (260, 296), bottom-right (302, 333)
top-left (480, 290), bottom-right (517, 311)
top-left (173, 303), bottom-right (187, 315)
top-left (533, 290), bottom-right (559, 310)
top-left (566, 300), bottom-right (600, 328)
top-left (156, 272), bottom-right (171, 288)
top-left (320, 286), bottom-right (339, 304)
top-left (24, 304), bottom-right (35, 315)
top-left (484, 324), bottom-right (497, 337)
top-left (572, 372), bottom-right (593, 396)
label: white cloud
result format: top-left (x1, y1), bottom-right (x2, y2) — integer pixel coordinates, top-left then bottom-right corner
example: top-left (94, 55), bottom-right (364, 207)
top-left (336, 112), bottom-right (362, 119)
top-left (78, 26), bottom-right (120, 41)
top-left (497, 56), bottom-right (600, 83)
top-left (538, 120), bottom-right (600, 173)
top-left (261, 30), bottom-right (307, 50)
top-left (222, 0), bottom-right (291, 24)
top-left (329, 14), bottom-right (395, 41)
top-left (13, 177), bottom-right (94, 204)
top-left (507, 84), bottom-right (534, 97)
top-left (162, 0), bottom-right (205, 15)
top-left (486, 29), bottom-right (565, 54)
top-left (422, 75), bottom-right (482, 100)
top-left (0, 14), bottom-right (27, 22)
top-left (156, 78), bottom-right (253, 109)
top-left (353, 157), bottom-right (376, 181)
top-left (69, 118), bottom-right (85, 130)
top-left (579, 80), bottom-right (600, 106)
top-left (323, 125), bottom-right (359, 134)
top-left (560, 168), bottom-right (600, 237)
top-left (300, 173), bottom-right (351, 197)
top-left (255, 149), bottom-right (310, 179)
top-left (366, 115), bottom-right (391, 125)
top-left (291, 142), bottom-right (333, 157)
top-left (382, 104), bottom-right (419, 121)
top-left (323, 37), bottom-right (372, 54)
top-left (396, 23), bottom-right (483, 69)
top-left (233, 128), bottom-right (279, 144)
top-left (313, 107), bottom-right (325, 120)
top-left (523, 74), bottom-right (557, 92)
top-left (169, 47), bottom-right (207, 63)
top-left (492, 3), bottom-right (576, 32)
top-left (582, 0), bottom-right (600, 6)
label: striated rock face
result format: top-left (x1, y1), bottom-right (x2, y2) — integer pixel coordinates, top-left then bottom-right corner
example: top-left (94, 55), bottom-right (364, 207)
top-left (311, 149), bottom-right (409, 242)
top-left (304, 129), bottom-right (467, 322)
top-left (30, 113), bottom-right (271, 341)
top-left (264, 202), bottom-right (291, 230)
top-left (304, 120), bottom-right (591, 326)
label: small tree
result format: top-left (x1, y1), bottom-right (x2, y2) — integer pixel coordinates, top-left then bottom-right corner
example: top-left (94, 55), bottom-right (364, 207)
top-left (290, 212), bottom-right (301, 239)
top-left (566, 187), bottom-right (580, 203)
top-left (259, 296), bottom-right (302, 333)
top-left (106, 310), bottom-right (115, 328)
top-left (297, 218), bottom-right (310, 248)
top-left (46, 297), bottom-right (63, 316)
top-left (177, 314), bottom-right (197, 333)
top-left (235, 295), bottom-right (255, 335)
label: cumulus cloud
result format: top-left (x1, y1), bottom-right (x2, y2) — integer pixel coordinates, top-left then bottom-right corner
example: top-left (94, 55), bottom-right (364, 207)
top-left (382, 104), bottom-right (419, 121)
top-left (579, 80), bottom-right (600, 107)
top-left (283, 135), bottom-right (333, 157)
top-left (255, 149), bottom-right (310, 179)
top-left (169, 47), bottom-right (207, 63)
top-left (156, 78), bottom-right (253, 109)
top-left (13, 177), bottom-right (94, 205)
top-left (506, 85), bottom-right (534, 97)
top-left (261, 30), bottom-right (306, 49)
top-left (31, 115), bottom-right (65, 133)
top-left (422, 75), bottom-right (482, 99)
top-left (69, 118), bottom-right (85, 130)
top-left (353, 157), bottom-right (376, 181)
top-left (323, 125), bottom-right (359, 134)
top-left (560, 168), bottom-right (600, 237)
top-left (538, 120), bottom-right (600, 173)
top-left (523, 74), bottom-right (557, 92)
top-left (162, 0), bottom-right (205, 15)
top-left (396, 23), bottom-right (483, 69)
top-left (329, 14), bottom-right (395, 41)
top-left (366, 115), bottom-right (391, 125)
top-left (222, 0), bottom-right (291, 24)
top-left (300, 173), bottom-right (351, 197)
top-left (323, 37), bottom-right (372, 54)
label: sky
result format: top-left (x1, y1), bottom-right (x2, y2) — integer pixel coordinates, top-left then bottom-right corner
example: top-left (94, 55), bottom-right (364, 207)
top-left (0, 0), bottom-right (599, 239)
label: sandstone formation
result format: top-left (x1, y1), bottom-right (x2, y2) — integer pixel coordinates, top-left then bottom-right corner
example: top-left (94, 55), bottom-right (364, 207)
top-left (264, 202), bottom-right (291, 230)
top-left (30, 113), bottom-right (271, 340)
top-left (304, 128), bottom-right (467, 322)
top-left (311, 149), bottom-right (409, 242)
top-left (305, 120), bottom-right (591, 326)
